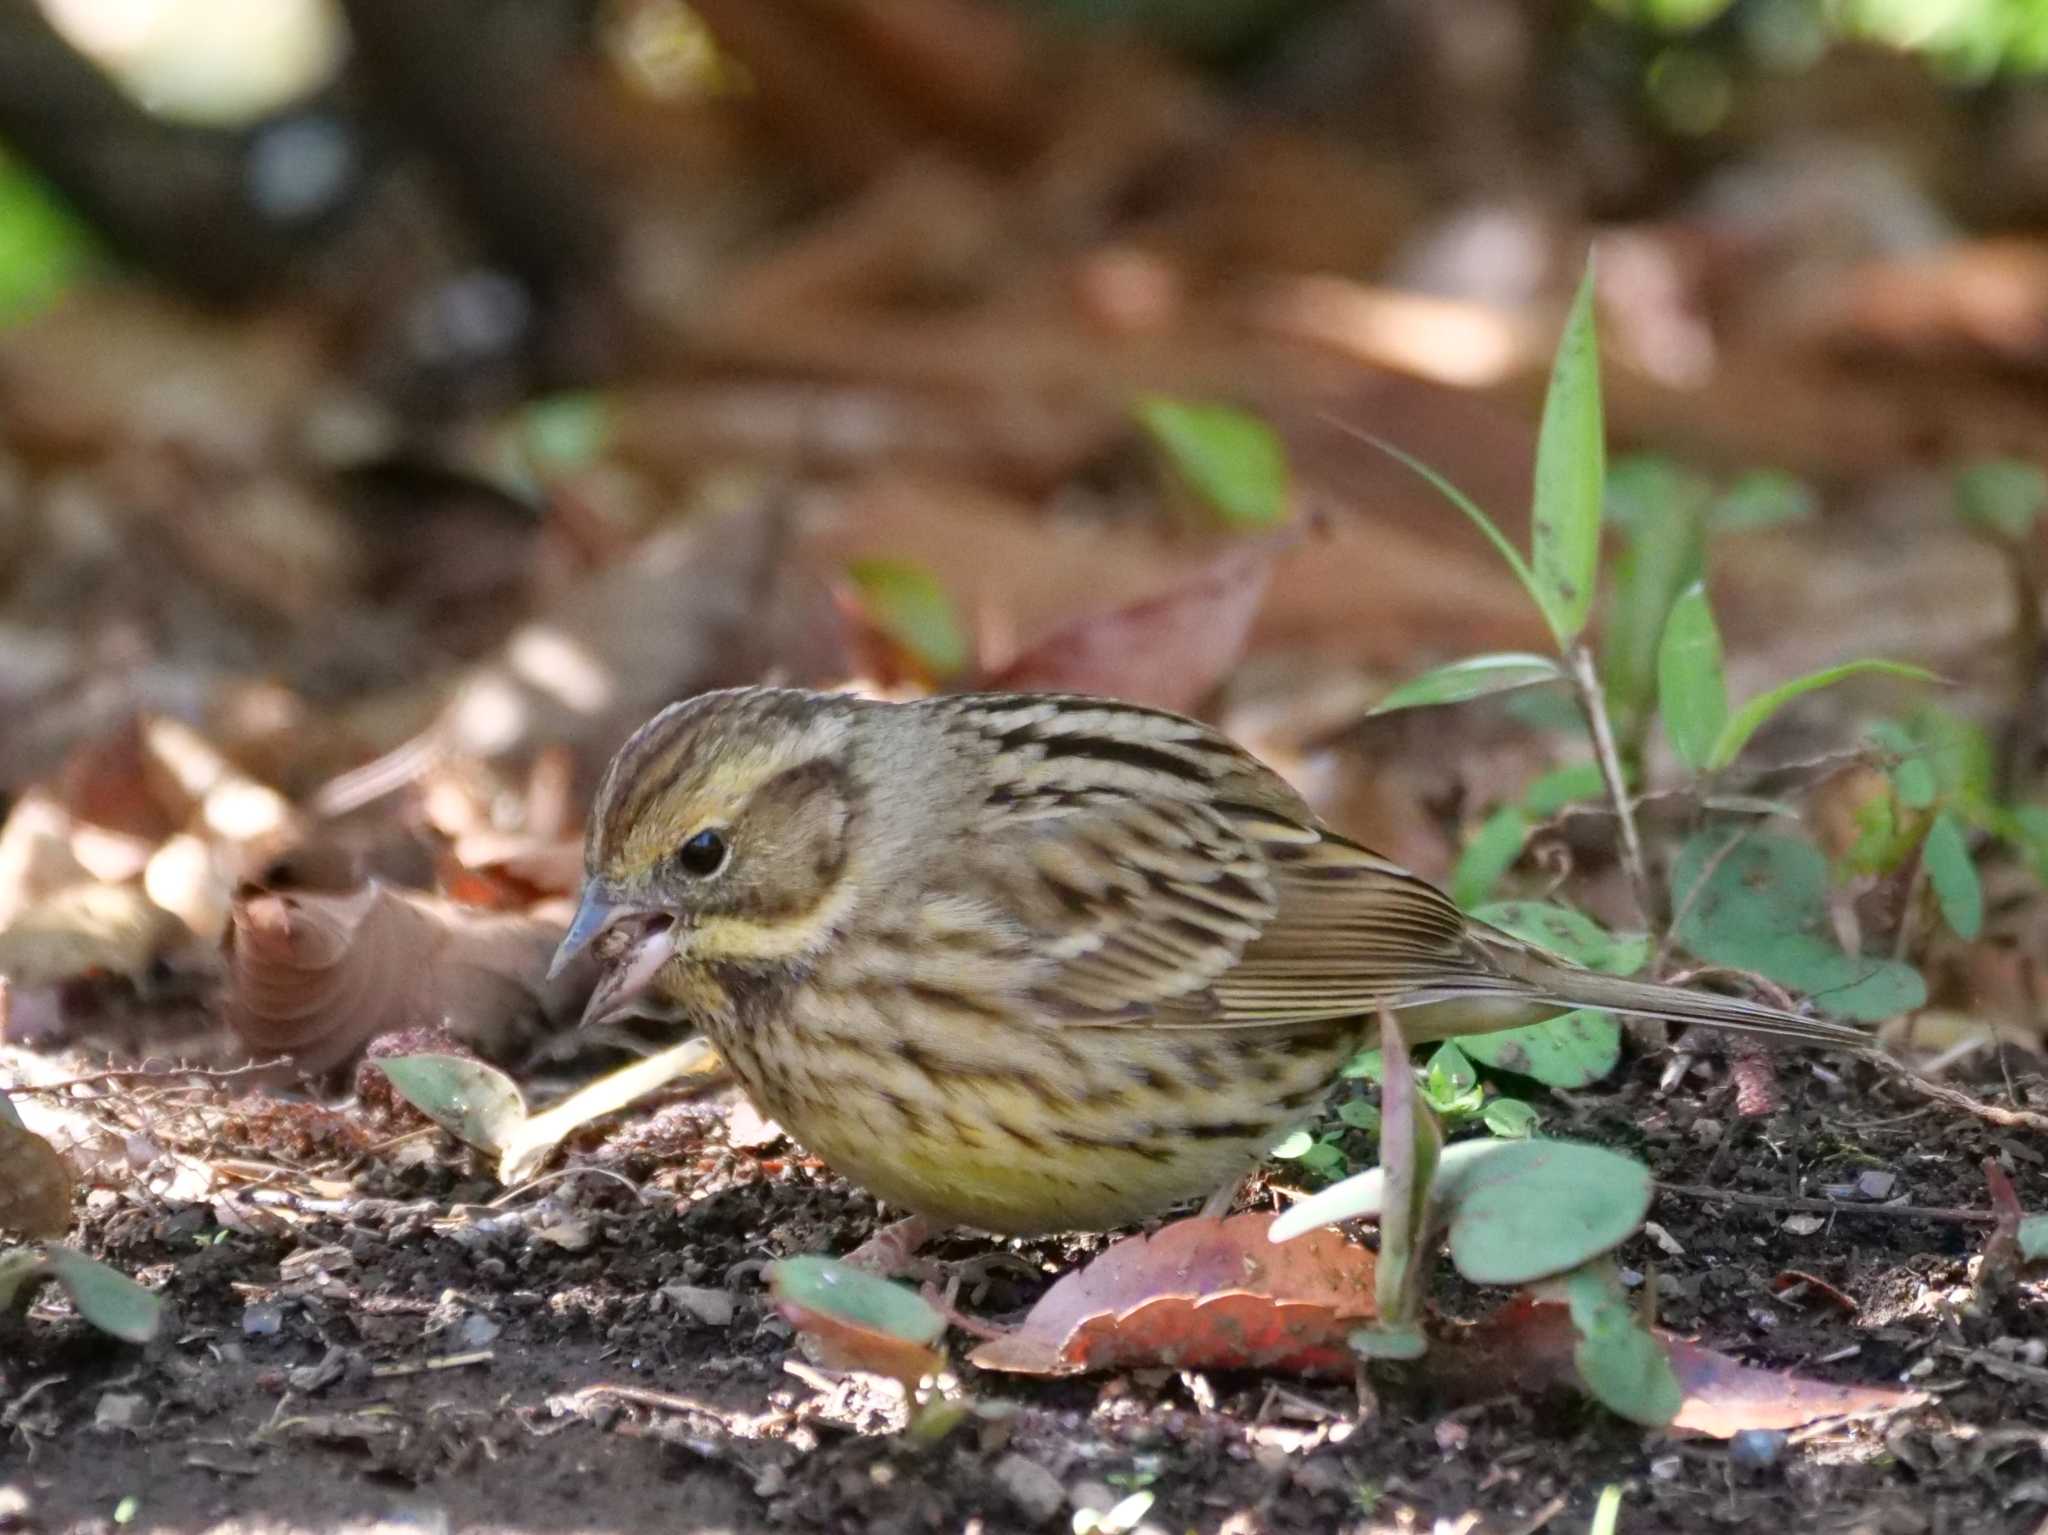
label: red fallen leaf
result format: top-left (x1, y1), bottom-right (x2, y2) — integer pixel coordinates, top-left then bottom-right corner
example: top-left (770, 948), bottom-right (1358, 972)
top-left (225, 883), bottom-right (590, 1073)
top-left (969, 1211), bottom-right (1375, 1378)
top-left (981, 546), bottom-right (1272, 714)
top-left (1770, 1270), bottom-right (1859, 1313)
top-left (1430, 1296), bottom-right (1921, 1438)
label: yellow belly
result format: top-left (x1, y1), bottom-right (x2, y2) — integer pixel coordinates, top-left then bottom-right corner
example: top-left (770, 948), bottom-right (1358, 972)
top-left (710, 998), bottom-right (1364, 1236)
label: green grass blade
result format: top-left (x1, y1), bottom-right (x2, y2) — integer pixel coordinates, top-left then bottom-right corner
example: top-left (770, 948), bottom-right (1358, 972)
top-left (1342, 430), bottom-right (1545, 618)
top-left (1707, 660), bottom-right (1941, 771)
top-left (1371, 653), bottom-right (1565, 714)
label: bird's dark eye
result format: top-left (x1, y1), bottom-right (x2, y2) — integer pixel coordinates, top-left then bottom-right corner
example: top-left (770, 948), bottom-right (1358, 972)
top-left (676, 828), bottom-right (728, 877)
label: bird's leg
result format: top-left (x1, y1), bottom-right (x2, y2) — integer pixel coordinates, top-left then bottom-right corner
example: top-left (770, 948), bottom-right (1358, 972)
top-left (841, 1213), bottom-right (939, 1276)
top-left (1199, 1178), bottom-right (1245, 1221)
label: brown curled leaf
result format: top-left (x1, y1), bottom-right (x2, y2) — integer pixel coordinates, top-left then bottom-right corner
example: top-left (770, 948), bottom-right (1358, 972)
top-left (969, 1211), bottom-right (1375, 1378)
top-left (225, 882), bottom-right (589, 1073)
top-left (983, 546), bottom-right (1271, 714)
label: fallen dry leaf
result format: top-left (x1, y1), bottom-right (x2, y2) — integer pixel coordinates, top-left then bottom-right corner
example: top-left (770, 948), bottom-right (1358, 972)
top-left (0, 882), bottom-right (179, 989)
top-left (983, 545), bottom-right (1271, 713)
top-left (0, 1116), bottom-right (74, 1239)
top-left (225, 883), bottom-right (588, 1073)
top-left (1430, 1296), bottom-right (1921, 1438)
top-left (969, 1211), bottom-right (1376, 1378)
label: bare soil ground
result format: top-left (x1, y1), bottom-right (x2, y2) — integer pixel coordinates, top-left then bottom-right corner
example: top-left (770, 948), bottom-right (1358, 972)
top-left (4, 1048), bottom-right (2041, 1535)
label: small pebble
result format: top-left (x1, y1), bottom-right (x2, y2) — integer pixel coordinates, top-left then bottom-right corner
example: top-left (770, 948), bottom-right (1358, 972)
top-left (1728, 1428), bottom-right (1788, 1469)
top-left (990, 1454), bottom-right (1064, 1525)
top-left (1856, 1170), bottom-right (1897, 1200)
top-left (661, 1285), bottom-right (735, 1328)
top-left (242, 1302), bottom-right (284, 1337)
top-left (457, 1313), bottom-right (501, 1349)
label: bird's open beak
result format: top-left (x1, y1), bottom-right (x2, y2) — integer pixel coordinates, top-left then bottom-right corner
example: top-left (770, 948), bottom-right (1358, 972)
top-left (550, 889), bottom-right (680, 1027)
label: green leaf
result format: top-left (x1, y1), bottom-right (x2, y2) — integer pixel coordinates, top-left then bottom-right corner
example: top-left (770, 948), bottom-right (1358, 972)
top-left (1452, 806), bottom-right (1529, 909)
top-left (1350, 433), bottom-right (1544, 618)
top-left (374, 1055), bottom-right (529, 1155)
top-left (1600, 458), bottom-right (1709, 746)
top-left (1528, 260), bottom-right (1605, 645)
top-left (1340, 1048), bottom-right (1383, 1081)
top-left (0, 1247), bottom-right (47, 1309)
top-left (1708, 469), bottom-right (1814, 531)
top-left (42, 1247), bottom-right (164, 1343)
top-left (1671, 829), bottom-right (1926, 1021)
top-left (1520, 760), bottom-right (1606, 817)
top-left (1869, 719), bottom-right (1937, 810)
top-left (1134, 396), bottom-right (1291, 529)
top-left (1657, 581), bottom-right (1728, 773)
top-left (1442, 1141), bottom-right (1653, 1285)
top-left (1268, 1129), bottom-right (1316, 1160)
top-left (1426, 1041), bottom-right (1478, 1101)
top-left (1565, 1262), bottom-right (1681, 1427)
top-left (0, 159), bottom-right (99, 324)
top-left (2005, 804), bottom-right (2048, 886)
top-left (522, 393), bottom-right (615, 474)
top-left (1370, 653), bottom-right (1565, 715)
top-left (844, 559), bottom-right (970, 679)
top-left (1456, 1010), bottom-right (1621, 1088)
top-left (769, 1256), bottom-right (945, 1342)
top-left (1336, 1099), bottom-right (1382, 1135)
top-left (1707, 660), bottom-right (1941, 771)
top-left (1474, 901), bottom-right (1650, 975)
top-left (766, 1255), bottom-right (946, 1389)
top-left (2019, 1215), bottom-right (2048, 1263)
top-left (1483, 1097), bottom-right (1540, 1138)
top-left (1955, 459), bottom-right (2048, 542)
top-left (1922, 811), bottom-right (1983, 940)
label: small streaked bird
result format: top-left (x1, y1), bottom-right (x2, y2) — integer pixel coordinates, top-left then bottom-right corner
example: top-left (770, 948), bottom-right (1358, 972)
top-left (552, 687), bottom-right (1869, 1240)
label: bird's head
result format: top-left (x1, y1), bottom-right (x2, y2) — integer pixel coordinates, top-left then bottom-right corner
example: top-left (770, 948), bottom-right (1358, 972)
top-left (550, 688), bottom-right (863, 1025)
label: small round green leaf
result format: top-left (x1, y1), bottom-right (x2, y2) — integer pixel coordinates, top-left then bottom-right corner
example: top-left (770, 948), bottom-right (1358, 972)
top-left (1474, 901), bottom-right (1649, 975)
top-left (43, 1247), bottom-right (164, 1344)
top-left (1444, 1140), bottom-right (1653, 1285)
top-left (1564, 1263), bottom-right (1682, 1427)
top-left (2019, 1215), bottom-right (2048, 1263)
top-left (374, 1055), bottom-right (529, 1155)
top-left (768, 1255), bottom-right (945, 1346)
top-left (1671, 829), bottom-right (1927, 1021)
top-left (1134, 396), bottom-right (1291, 529)
top-left (1458, 1009), bottom-right (1621, 1088)
top-left (1482, 1097), bottom-right (1540, 1138)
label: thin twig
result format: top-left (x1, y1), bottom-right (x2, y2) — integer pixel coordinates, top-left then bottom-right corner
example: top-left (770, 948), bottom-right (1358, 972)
top-left (0, 1061), bottom-right (281, 1097)
top-left (1565, 643), bottom-right (1652, 926)
top-left (1872, 1057), bottom-right (2048, 1134)
top-left (1657, 1182), bottom-right (1993, 1225)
